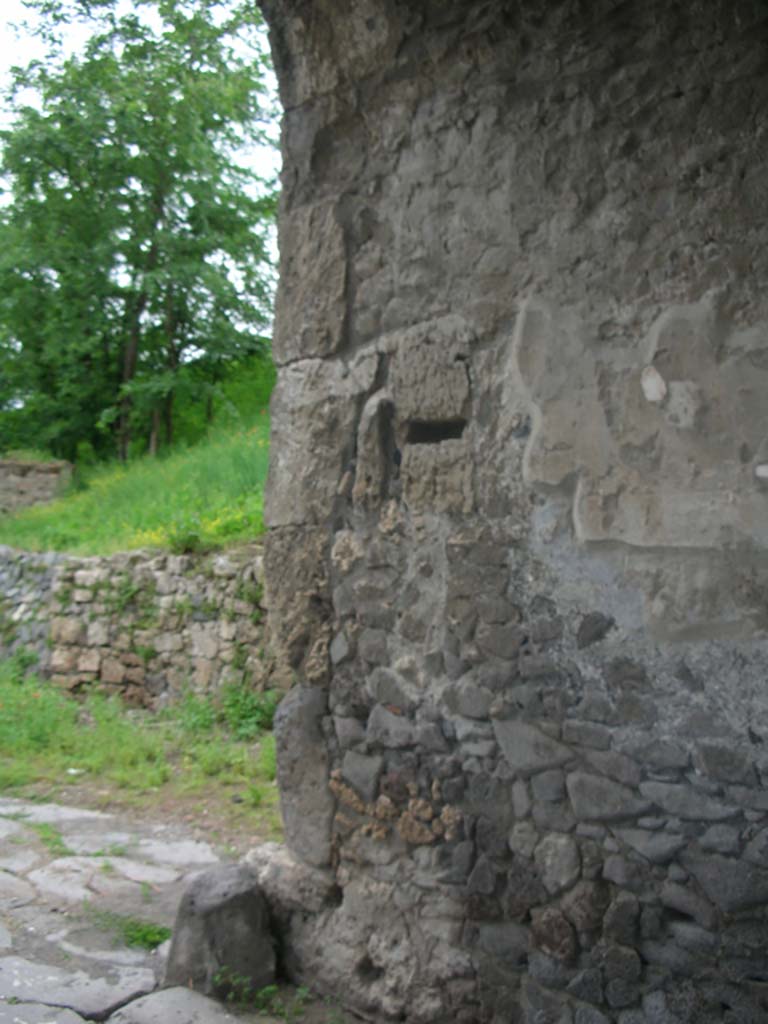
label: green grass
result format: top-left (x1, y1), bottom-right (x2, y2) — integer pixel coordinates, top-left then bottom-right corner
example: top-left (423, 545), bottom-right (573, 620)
top-left (0, 448), bottom-right (58, 463)
top-left (84, 905), bottom-right (172, 950)
top-left (0, 656), bottom-right (282, 825)
top-left (29, 822), bottom-right (74, 857)
top-left (0, 413), bottom-right (271, 555)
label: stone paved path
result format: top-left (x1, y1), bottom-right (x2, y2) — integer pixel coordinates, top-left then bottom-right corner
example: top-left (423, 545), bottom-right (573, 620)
top-left (0, 797), bottom-right (349, 1024)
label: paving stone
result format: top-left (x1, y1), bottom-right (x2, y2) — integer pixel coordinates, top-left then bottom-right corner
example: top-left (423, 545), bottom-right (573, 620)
top-left (108, 987), bottom-right (266, 1023)
top-left (61, 831), bottom-right (134, 856)
top-left (0, 956), bottom-right (155, 1018)
top-left (27, 858), bottom-right (137, 905)
top-left (0, 1003), bottom-right (87, 1024)
top-left (47, 926), bottom-right (150, 968)
top-left (0, 923), bottom-right (10, 950)
top-left (0, 872), bottom-right (36, 909)
top-left (0, 801), bottom-right (110, 825)
top-left (0, 850), bottom-right (41, 875)
top-left (135, 838), bottom-right (218, 867)
top-left (0, 822), bottom-right (23, 842)
top-left (109, 859), bottom-right (180, 886)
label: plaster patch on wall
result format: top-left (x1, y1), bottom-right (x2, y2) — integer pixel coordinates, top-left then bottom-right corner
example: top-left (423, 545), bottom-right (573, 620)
top-left (515, 294), bottom-right (768, 637)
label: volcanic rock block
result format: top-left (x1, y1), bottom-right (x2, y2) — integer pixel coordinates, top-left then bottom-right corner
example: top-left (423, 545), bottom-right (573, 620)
top-left (163, 864), bottom-right (275, 998)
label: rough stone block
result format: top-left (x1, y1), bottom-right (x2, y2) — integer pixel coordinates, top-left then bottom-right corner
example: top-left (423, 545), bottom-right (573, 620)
top-left (274, 686), bottom-right (334, 868)
top-left (76, 650), bottom-right (101, 674)
top-left (567, 773), bottom-right (651, 822)
top-left (50, 647), bottom-right (79, 673)
top-left (366, 704), bottom-right (415, 748)
top-left (493, 720), bottom-right (571, 777)
top-left (51, 617), bottom-right (85, 645)
top-left (164, 864), bottom-right (275, 997)
top-left (638, 781), bottom-right (737, 821)
top-left (342, 750), bottom-right (383, 803)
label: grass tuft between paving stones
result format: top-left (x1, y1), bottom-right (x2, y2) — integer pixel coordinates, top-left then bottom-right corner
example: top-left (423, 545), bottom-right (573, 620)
top-left (0, 654), bottom-right (282, 840)
top-left (84, 904), bottom-right (172, 950)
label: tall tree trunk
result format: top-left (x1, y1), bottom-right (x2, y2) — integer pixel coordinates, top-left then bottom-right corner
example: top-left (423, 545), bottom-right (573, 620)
top-left (149, 406), bottom-right (161, 456)
top-left (117, 292), bottom-right (145, 461)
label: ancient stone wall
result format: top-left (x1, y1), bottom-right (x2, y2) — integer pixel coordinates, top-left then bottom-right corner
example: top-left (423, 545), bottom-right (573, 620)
top-left (0, 460), bottom-right (72, 515)
top-left (260, 2), bottom-right (768, 1022)
top-left (0, 545), bottom-right (266, 705)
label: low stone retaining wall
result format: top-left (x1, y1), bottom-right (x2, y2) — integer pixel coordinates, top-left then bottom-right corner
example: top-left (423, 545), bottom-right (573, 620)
top-left (0, 460), bottom-right (72, 515)
top-left (0, 544), bottom-right (267, 705)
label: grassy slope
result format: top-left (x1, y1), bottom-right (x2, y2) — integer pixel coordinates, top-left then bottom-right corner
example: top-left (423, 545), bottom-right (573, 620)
top-left (0, 413), bottom-right (271, 554)
top-left (0, 655), bottom-right (281, 836)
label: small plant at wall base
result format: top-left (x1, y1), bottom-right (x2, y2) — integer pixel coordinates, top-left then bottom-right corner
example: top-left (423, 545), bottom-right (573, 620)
top-left (84, 905), bottom-right (171, 950)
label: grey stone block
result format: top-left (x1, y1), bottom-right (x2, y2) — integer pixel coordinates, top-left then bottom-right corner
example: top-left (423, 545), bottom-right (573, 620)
top-left (164, 864), bottom-right (275, 998)
top-left (342, 750), bottom-right (383, 803)
top-left (274, 686), bottom-right (334, 868)
top-left (109, 987), bottom-right (241, 1023)
top-left (567, 772), bottom-right (651, 822)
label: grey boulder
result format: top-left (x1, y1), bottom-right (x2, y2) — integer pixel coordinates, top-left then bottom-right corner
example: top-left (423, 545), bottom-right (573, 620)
top-left (163, 863), bottom-right (275, 999)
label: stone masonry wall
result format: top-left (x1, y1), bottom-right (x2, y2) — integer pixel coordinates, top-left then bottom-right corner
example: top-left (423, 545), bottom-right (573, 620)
top-left (0, 460), bottom-right (72, 515)
top-left (0, 544), bottom-right (267, 706)
top-left (259, 2), bottom-right (768, 1023)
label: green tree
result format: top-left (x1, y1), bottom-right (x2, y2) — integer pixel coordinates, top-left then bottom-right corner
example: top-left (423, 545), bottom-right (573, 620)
top-left (0, 0), bottom-right (277, 460)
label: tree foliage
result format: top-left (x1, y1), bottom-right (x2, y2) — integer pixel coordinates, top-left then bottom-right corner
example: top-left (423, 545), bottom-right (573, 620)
top-left (0, 0), bottom-right (277, 460)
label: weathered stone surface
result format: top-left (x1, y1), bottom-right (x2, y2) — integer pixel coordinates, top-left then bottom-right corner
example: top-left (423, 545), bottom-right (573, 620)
top-left (566, 773), bottom-right (651, 822)
top-left (164, 864), bottom-right (275, 997)
top-left (561, 881), bottom-right (610, 933)
top-left (530, 908), bottom-right (577, 964)
top-left (109, 987), bottom-right (244, 1024)
top-left (534, 835), bottom-right (580, 896)
top-left (699, 824), bottom-right (740, 855)
top-left (576, 613), bottom-right (615, 650)
top-left (135, 839), bottom-right (217, 867)
top-left (602, 893), bottom-right (640, 945)
top-left (680, 849), bottom-right (768, 913)
top-left (259, 1), bottom-right (768, 1020)
top-left (0, 1004), bottom-right (86, 1024)
top-left (638, 782), bottom-right (737, 821)
top-left (0, 459), bottom-right (71, 515)
top-left (274, 687), bottom-right (334, 868)
top-left (244, 842), bottom-right (338, 914)
top-left (0, 956), bottom-right (154, 1018)
top-left (272, 202), bottom-right (347, 364)
top-left (341, 750), bottom-right (383, 803)
top-left (614, 828), bottom-right (686, 865)
top-left (0, 545), bottom-right (265, 705)
top-left (660, 882), bottom-right (717, 929)
top-left (494, 721), bottom-right (571, 777)
top-left (366, 704), bottom-right (415, 748)
top-left (0, 869), bottom-right (36, 911)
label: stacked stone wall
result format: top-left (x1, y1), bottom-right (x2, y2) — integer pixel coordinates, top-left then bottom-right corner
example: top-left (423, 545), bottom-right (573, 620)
top-left (0, 460), bottom-right (72, 515)
top-left (0, 544), bottom-right (267, 705)
top-left (259, 1), bottom-right (768, 1022)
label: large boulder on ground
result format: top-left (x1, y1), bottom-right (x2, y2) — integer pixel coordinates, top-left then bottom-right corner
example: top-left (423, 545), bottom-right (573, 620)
top-left (163, 864), bottom-right (275, 999)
